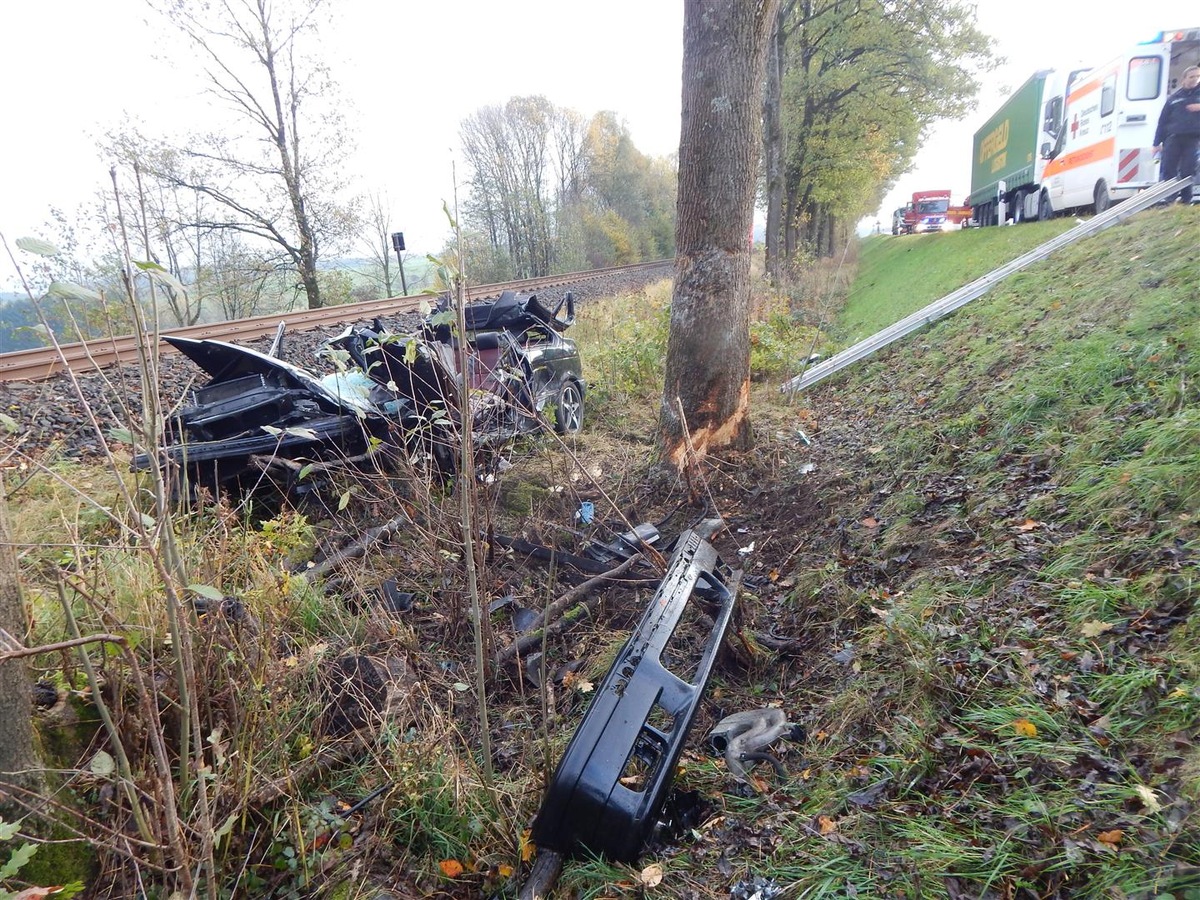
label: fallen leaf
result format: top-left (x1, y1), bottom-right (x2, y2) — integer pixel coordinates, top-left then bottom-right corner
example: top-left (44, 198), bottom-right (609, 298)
top-left (1015, 519), bottom-right (1041, 531)
top-left (861, 517), bottom-right (879, 528)
top-left (1081, 620), bottom-right (1115, 638)
top-left (90, 750), bottom-right (116, 777)
top-left (497, 863), bottom-right (514, 878)
top-left (818, 815), bottom-right (838, 835)
top-left (1135, 785), bottom-right (1163, 813)
top-left (639, 863), bottom-right (664, 887)
top-left (520, 829), bottom-right (535, 863)
top-left (1097, 829), bottom-right (1123, 847)
top-left (439, 859), bottom-right (464, 878)
top-left (1011, 718), bottom-right (1038, 738)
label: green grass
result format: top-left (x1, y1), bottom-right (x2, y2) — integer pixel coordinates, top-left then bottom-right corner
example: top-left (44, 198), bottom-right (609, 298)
top-left (841, 220), bottom-right (1074, 342)
top-left (9, 206), bottom-right (1200, 900)
top-left (771, 204), bottom-right (1200, 899)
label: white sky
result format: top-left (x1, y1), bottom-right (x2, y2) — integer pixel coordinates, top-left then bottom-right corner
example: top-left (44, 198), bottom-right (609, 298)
top-left (0, 0), bottom-right (1195, 283)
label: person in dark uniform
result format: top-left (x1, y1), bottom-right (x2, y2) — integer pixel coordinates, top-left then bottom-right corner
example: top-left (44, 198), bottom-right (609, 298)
top-left (1154, 65), bottom-right (1200, 204)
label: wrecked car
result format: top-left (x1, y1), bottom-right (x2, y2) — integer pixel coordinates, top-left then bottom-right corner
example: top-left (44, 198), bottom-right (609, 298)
top-left (133, 291), bottom-right (585, 494)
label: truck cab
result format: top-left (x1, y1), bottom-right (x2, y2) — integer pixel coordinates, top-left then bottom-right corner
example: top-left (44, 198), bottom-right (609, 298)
top-left (903, 191), bottom-right (970, 233)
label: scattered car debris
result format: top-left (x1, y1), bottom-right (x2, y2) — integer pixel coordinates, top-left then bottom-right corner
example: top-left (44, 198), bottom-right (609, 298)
top-left (33, 680), bottom-right (58, 709)
top-left (730, 875), bottom-right (784, 900)
top-left (378, 578), bottom-right (415, 615)
top-left (529, 529), bottom-right (738, 862)
top-left (581, 522), bottom-right (661, 565)
top-left (708, 707), bottom-right (796, 785)
top-left (493, 521), bottom-right (661, 578)
top-left (134, 291), bottom-right (584, 496)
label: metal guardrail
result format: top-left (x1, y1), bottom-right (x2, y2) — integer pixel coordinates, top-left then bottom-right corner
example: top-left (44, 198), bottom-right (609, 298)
top-left (781, 177), bottom-right (1193, 394)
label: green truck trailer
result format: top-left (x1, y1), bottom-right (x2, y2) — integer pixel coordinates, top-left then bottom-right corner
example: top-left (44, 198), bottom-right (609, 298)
top-left (968, 69), bottom-right (1065, 226)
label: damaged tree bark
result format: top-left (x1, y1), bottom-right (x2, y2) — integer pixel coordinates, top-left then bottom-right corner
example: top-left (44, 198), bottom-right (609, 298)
top-left (0, 472), bottom-right (42, 814)
top-left (660, 0), bottom-right (778, 468)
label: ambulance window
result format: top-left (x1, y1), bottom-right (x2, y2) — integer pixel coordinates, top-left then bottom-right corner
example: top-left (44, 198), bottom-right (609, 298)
top-left (1100, 75), bottom-right (1116, 116)
top-left (1126, 56), bottom-right (1162, 101)
top-left (1043, 96), bottom-right (1062, 136)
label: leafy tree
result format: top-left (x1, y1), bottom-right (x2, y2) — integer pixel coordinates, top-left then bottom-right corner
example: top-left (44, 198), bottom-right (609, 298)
top-left (660, 0), bottom-right (779, 467)
top-left (457, 99), bottom-right (676, 278)
top-left (579, 112), bottom-right (678, 263)
top-left (459, 97), bottom-right (559, 279)
top-left (764, 0), bottom-right (995, 268)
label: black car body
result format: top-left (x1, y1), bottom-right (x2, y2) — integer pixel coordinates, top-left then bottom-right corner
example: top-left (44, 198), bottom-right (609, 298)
top-left (134, 291), bottom-right (585, 493)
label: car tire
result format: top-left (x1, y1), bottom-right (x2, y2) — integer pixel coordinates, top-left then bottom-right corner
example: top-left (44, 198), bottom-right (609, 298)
top-left (553, 380), bottom-right (584, 435)
top-left (1038, 190), bottom-right (1053, 221)
top-left (1094, 180), bottom-right (1111, 214)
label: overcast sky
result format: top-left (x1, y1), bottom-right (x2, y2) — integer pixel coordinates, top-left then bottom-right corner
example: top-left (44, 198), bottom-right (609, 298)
top-left (1, 0), bottom-right (1195, 285)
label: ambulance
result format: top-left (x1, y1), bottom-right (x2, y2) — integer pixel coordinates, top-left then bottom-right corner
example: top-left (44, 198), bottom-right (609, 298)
top-left (1036, 28), bottom-right (1200, 218)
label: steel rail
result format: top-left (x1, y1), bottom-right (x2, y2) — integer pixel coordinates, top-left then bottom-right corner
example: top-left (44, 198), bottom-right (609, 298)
top-left (781, 177), bottom-right (1192, 394)
top-left (0, 260), bottom-right (672, 383)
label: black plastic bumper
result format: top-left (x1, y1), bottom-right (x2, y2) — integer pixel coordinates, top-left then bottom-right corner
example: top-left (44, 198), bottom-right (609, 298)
top-left (530, 529), bottom-right (736, 862)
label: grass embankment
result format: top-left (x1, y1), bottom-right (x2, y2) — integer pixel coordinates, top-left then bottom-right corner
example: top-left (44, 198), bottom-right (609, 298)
top-left (840, 220), bottom-right (1074, 341)
top-left (4, 207), bottom-right (1197, 899)
top-left (756, 207), bottom-right (1200, 897)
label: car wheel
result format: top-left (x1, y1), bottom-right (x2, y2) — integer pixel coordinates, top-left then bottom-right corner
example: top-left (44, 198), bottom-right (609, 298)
top-left (553, 380), bottom-right (583, 435)
top-left (1038, 190), bottom-right (1053, 221)
top-left (1094, 180), bottom-right (1111, 214)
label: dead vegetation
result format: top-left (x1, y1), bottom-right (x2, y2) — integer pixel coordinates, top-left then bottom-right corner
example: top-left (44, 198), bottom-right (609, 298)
top-left (4, 209), bottom-right (1200, 899)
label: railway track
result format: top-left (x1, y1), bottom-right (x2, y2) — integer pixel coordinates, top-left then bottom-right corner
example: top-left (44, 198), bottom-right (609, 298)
top-left (0, 261), bottom-right (670, 383)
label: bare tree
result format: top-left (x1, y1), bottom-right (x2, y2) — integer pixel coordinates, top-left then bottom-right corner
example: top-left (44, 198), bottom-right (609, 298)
top-left (460, 96), bottom-right (561, 279)
top-left (207, 231), bottom-right (279, 319)
top-left (660, 0), bottom-right (779, 468)
top-left (459, 99), bottom-right (673, 275)
top-left (362, 191), bottom-right (399, 298)
top-left (150, 0), bottom-right (357, 310)
top-left (101, 149), bottom-right (208, 326)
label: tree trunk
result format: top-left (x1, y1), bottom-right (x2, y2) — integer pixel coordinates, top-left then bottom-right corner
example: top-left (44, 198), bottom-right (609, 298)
top-left (763, 4), bottom-right (787, 281)
top-left (0, 472), bottom-right (41, 815)
top-left (260, 2), bottom-right (323, 310)
top-left (660, 0), bottom-right (779, 468)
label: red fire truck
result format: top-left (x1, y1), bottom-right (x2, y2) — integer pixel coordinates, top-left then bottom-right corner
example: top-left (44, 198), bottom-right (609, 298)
top-left (894, 190), bottom-right (973, 234)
